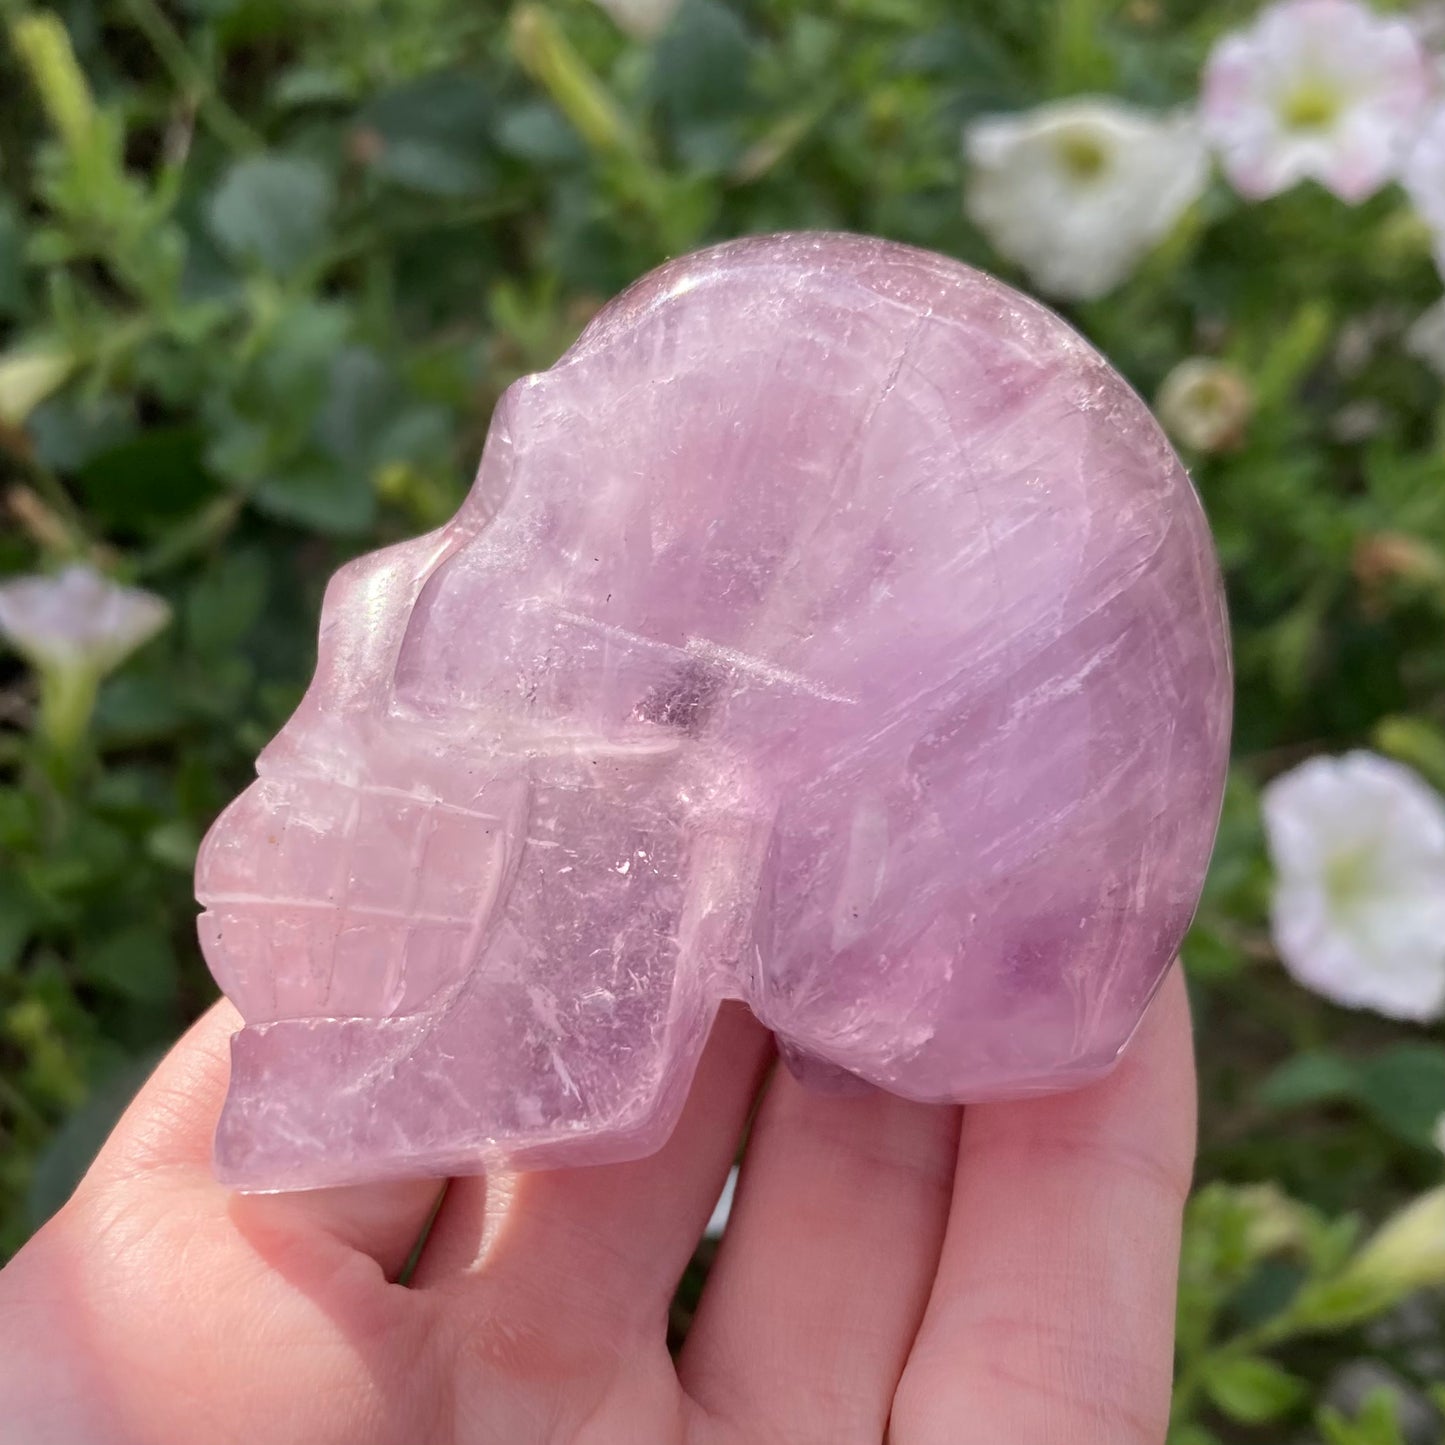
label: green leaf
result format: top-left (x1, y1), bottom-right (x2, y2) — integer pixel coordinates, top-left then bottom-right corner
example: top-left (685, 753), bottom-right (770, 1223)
top-left (1258, 1051), bottom-right (1358, 1111)
top-left (494, 100), bottom-right (586, 164)
top-left (1167, 1427), bottom-right (1223, 1445)
top-left (651, 0), bottom-right (754, 165)
top-left (1354, 1045), bottom-right (1445, 1150)
top-left (1318, 1388), bottom-right (1411, 1445)
top-left (76, 924), bottom-right (177, 1003)
top-left (186, 549), bottom-right (268, 657)
top-left (207, 155), bottom-right (335, 275)
top-left (1259, 1046), bottom-right (1445, 1150)
top-left (250, 459), bottom-right (374, 534)
top-left (204, 301), bottom-right (380, 534)
top-left (314, 346), bottom-right (398, 464)
top-left (317, 346), bottom-right (451, 471)
top-left (1372, 716), bottom-right (1445, 794)
top-left (27, 392), bottom-right (136, 472)
top-left (29, 815), bottom-right (132, 900)
top-left (357, 71), bottom-right (497, 197)
top-left (1202, 1354), bottom-right (1308, 1424)
top-left (146, 820), bottom-right (199, 873)
top-left (0, 786), bottom-right (38, 850)
top-left (1180, 923), bottom-right (1245, 981)
top-left (76, 426), bottom-right (217, 532)
top-left (0, 873), bottom-right (39, 974)
top-left (0, 194), bottom-right (28, 317)
top-left (93, 673), bottom-right (189, 748)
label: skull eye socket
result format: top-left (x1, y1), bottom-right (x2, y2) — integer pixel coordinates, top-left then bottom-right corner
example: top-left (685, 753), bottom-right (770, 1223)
top-left (632, 659), bottom-right (720, 734)
top-left (395, 575), bottom-right (729, 741)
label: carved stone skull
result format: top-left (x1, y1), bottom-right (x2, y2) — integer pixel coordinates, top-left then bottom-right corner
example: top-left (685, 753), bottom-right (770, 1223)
top-left (196, 234), bottom-right (1231, 1191)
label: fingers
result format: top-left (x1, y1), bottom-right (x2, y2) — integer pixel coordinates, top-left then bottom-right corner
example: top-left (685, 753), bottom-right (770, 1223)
top-left (77, 999), bottom-right (442, 1279)
top-left (892, 966), bottom-right (1197, 1445)
top-left (413, 1002), bottom-right (773, 1333)
top-left (679, 1065), bottom-right (961, 1444)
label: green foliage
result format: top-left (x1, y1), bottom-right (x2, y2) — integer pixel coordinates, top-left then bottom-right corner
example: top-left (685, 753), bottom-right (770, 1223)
top-left (1318, 1390), bottom-right (1411, 1445)
top-left (0, 1), bottom-right (1443, 1431)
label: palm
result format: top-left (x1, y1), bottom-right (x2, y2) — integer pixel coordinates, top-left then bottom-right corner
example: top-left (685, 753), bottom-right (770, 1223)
top-left (0, 976), bottom-right (1194, 1445)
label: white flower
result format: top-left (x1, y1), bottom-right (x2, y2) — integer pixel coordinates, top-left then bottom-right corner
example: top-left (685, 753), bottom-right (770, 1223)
top-left (1202, 0), bottom-right (1433, 203)
top-left (963, 99), bottom-right (1208, 302)
top-left (592, 0), bottom-right (678, 40)
top-left (1434, 1111), bottom-right (1445, 1156)
top-left (1406, 297), bottom-right (1445, 376)
top-left (1156, 358), bottom-right (1255, 452)
top-left (1263, 752), bottom-right (1445, 1021)
top-left (0, 564), bottom-right (170, 679)
top-left (1404, 108), bottom-right (1445, 277)
top-left (705, 1165), bottom-right (738, 1239)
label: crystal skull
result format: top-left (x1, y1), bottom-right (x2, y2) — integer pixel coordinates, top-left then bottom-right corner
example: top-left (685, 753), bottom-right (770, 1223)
top-left (195, 233), bottom-right (1232, 1191)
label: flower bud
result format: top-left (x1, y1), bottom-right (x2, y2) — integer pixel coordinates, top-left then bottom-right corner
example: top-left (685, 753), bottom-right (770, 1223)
top-left (1294, 1187), bottom-right (1445, 1330)
top-left (1157, 359), bottom-right (1254, 453)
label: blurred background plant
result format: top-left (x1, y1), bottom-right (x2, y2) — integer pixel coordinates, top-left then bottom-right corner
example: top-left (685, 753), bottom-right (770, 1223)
top-left (2, 0), bottom-right (1445, 1438)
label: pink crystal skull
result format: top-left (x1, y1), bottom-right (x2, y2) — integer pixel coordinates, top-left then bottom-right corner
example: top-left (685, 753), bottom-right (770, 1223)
top-left (196, 233), bottom-right (1231, 1191)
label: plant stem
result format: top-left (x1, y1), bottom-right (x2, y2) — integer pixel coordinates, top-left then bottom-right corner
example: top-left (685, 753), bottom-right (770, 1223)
top-left (315, 195), bottom-right (517, 276)
top-left (131, 495), bottom-right (243, 579)
top-left (1047, 0), bottom-right (1116, 93)
top-left (122, 0), bottom-right (261, 157)
top-left (36, 665), bottom-right (98, 791)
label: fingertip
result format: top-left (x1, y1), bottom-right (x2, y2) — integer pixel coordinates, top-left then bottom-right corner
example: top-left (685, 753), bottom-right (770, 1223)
top-left (895, 963), bottom-right (1197, 1445)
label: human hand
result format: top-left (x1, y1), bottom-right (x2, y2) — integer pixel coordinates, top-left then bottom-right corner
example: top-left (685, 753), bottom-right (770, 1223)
top-left (0, 969), bottom-right (1194, 1445)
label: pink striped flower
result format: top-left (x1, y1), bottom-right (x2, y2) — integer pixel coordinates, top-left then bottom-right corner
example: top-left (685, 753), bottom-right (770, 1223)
top-left (1203, 0), bottom-right (1433, 202)
top-left (1404, 106), bottom-right (1445, 276)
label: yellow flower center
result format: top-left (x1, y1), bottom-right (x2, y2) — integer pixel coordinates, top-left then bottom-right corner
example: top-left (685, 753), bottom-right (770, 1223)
top-left (1056, 130), bottom-right (1110, 180)
top-left (1323, 845), bottom-right (1376, 916)
top-left (1187, 376), bottom-right (1229, 417)
top-left (1281, 78), bottom-right (1343, 132)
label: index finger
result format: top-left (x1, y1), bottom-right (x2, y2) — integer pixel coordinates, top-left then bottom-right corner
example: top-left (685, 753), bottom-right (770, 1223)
top-left (890, 965), bottom-right (1197, 1445)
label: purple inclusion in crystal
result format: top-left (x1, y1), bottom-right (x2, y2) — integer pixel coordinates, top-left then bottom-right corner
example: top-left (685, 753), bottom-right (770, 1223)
top-left (196, 233), bottom-right (1232, 1191)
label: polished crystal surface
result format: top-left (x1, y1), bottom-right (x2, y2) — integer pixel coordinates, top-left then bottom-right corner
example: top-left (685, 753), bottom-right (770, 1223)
top-left (196, 233), bottom-right (1232, 1191)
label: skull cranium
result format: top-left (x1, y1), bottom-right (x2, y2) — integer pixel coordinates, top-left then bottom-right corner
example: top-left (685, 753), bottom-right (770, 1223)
top-left (196, 233), bottom-right (1231, 1191)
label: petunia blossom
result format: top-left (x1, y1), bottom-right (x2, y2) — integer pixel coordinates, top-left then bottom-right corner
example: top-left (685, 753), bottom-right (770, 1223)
top-left (1262, 751), bottom-right (1445, 1021)
top-left (0, 563), bottom-right (170, 680)
top-left (964, 99), bottom-right (1207, 302)
top-left (1403, 107), bottom-right (1445, 277)
top-left (1201, 0), bottom-right (1433, 203)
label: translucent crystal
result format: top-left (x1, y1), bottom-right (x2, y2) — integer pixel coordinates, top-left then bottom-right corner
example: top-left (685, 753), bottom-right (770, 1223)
top-left (196, 233), bottom-right (1231, 1191)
